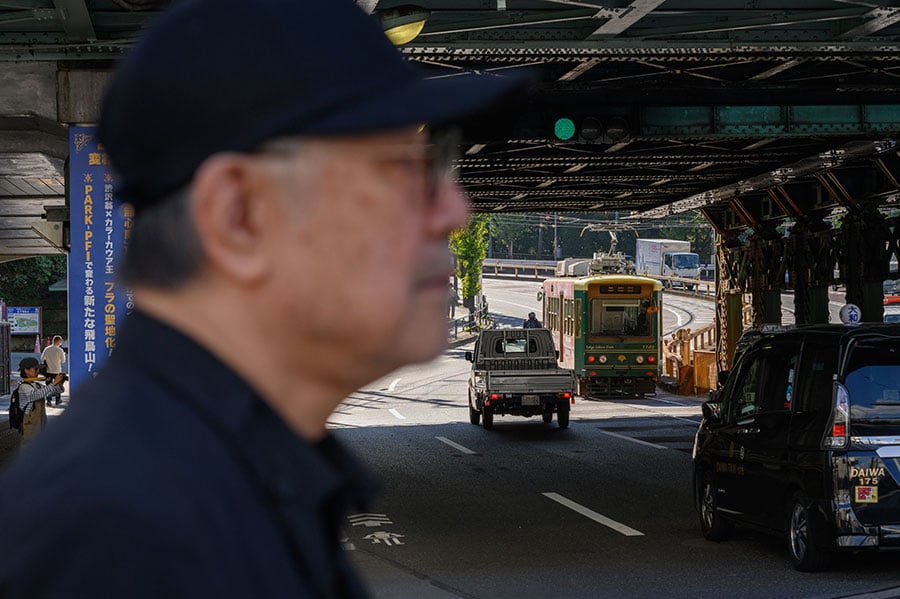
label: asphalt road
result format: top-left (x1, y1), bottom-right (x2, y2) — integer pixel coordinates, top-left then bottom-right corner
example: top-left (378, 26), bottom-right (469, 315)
top-left (339, 278), bottom-right (900, 598)
top-left (1, 280), bottom-right (896, 596)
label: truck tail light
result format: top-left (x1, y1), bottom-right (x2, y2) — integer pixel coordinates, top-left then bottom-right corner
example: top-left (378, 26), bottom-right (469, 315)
top-left (558, 392), bottom-right (571, 399)
top-left (489, 393), bottom-right (500, 400)
top-left (823, 383), bottom-right (850, 449)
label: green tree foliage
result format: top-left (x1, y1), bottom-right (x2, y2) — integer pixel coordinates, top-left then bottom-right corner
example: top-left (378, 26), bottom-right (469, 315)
top-left (485, 211), bottom-right (715, 263)
top-left (490, 214), bottom-right (531, 259)
top-left (450, 215), bottom-right (489, 304)
top-left (0, 256), bottom-right (66, 305)
top-left (488, 213), bottom-right (639, 260)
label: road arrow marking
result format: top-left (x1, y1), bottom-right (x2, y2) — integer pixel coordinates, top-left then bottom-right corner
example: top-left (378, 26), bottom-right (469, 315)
top-left (348, 513), bottom-right (393, 527)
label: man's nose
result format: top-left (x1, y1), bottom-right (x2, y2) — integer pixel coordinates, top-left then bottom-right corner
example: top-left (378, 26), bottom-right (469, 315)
top-left (427, 178), bottom-right (470, 235)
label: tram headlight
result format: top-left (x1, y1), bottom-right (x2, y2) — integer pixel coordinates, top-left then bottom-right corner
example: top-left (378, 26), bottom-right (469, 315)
top-left (635, 355), bottom-right (645, 364)
top-left (598, 355), bottom-right (608, 364)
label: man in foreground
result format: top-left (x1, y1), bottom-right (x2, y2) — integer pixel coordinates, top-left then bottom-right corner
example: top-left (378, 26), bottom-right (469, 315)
top-left (0, 0), bottom-right (521, 596)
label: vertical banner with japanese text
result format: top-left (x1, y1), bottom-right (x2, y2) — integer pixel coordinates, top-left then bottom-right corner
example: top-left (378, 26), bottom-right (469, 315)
top-left (68, 126), bottom-right (134, 394)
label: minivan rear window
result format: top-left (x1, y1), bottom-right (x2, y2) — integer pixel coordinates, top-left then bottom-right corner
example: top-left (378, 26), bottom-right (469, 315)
top-left (845, 344), bottom-right (900, 420)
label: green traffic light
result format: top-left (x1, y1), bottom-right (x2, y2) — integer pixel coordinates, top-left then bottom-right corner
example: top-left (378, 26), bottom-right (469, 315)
top-left (554, 118), bottom-right (575, 140)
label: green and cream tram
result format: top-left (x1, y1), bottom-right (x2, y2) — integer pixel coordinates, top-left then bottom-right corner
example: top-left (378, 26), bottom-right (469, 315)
top-left (540, 274), bottom-right (663, 397)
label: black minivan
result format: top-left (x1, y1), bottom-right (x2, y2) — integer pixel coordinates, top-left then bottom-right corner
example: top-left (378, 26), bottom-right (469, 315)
top-left (693, 324), bottom-right (900, 571)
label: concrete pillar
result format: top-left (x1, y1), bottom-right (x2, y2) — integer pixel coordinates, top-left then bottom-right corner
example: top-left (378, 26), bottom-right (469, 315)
top-left (57, 69), bottom-right (110, 125)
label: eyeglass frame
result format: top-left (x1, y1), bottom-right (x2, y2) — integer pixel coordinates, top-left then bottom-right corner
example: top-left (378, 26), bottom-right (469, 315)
top-left (255, 126), bottom-right (462, 201)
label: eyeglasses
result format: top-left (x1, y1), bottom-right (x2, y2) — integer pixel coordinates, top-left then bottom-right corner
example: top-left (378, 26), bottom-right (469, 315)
top-left (258, 127), bottom-right (462, 200)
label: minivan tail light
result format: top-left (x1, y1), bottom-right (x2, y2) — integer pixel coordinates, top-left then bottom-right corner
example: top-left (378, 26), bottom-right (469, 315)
top-left (824, 383), bottom-right (850, 449)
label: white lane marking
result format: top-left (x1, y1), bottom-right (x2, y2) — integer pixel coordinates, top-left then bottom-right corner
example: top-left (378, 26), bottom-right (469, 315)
top-left (671, 415), bottom-right (703, 425)
top-left (435, 436), bottom-right (476, 455)
top-left (663, 306), bottom-right (684, 326)
top-left (387, 378), bottom-right (401, 392)
top-left (652, 397), bottom-right (688, 406)
top-left (598, 429), bottom-right (668, 450)
top-left (542, 492), bottom-right (644, 537)
top-left (845, 587), bottom-right (900, 599)
top-left (389, 409), bottom-right (406, 420)
top-left (490, 297), bottom-right (540, 311)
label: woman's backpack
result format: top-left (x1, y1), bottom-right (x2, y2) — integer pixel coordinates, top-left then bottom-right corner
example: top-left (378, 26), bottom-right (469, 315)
top-left (8, 387), bottom-right (24, 433)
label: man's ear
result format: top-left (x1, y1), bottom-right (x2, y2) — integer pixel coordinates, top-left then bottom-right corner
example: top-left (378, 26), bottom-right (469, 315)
top-left (190, 153), bottom-right (278, 284)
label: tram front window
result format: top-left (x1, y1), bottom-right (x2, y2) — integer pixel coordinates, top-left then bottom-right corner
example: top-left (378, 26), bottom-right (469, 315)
top-left (590, 299), bottom-right (651, 337)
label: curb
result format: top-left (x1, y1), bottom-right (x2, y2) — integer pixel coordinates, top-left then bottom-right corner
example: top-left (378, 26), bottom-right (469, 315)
top-left (447, 333), bottom-right (478, 348)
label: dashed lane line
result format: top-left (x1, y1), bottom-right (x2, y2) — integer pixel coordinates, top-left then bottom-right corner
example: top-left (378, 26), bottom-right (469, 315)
top-left (542, 492), bottom-right (644, 537)
top-left (389, 409), bottom-right (406, 420)
top-left (435, 436), bottom-right (477, 455)
top-left (598, 428), bottom-right (668, 450)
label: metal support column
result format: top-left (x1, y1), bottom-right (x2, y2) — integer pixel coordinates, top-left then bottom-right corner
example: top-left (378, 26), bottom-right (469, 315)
top-left (716, 237), bottom-right (745, 370)
top-left (749, 225), bottom-right (783, 326)
top-left (789, 218), bottom-right (834, 324)
top-left (807, 287), bottom-right (831, 323)
top-left (839, 203), bottom-right (890, 322)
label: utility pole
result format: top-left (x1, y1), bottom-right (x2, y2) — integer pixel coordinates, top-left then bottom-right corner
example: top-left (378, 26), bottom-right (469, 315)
top-left (553, 213), bottom-right (559, 259)
top-left (537, 222), bottom-right (544, 258)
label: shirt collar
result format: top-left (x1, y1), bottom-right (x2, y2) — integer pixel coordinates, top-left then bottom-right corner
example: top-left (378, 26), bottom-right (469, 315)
top-left (112, 310), bottom-right (377, 511)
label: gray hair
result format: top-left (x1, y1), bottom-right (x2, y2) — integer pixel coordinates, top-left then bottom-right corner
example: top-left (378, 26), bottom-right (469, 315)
top-left (117, 186), bottom-right (204, 289)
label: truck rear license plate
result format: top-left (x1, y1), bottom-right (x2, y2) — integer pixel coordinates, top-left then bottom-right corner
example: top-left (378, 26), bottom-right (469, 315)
top-left (522, 395), bottom-right (540, 406)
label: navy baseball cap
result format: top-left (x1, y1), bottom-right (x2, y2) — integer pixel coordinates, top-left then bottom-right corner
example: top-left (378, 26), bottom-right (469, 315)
top-left (98, 0), bottom-right (525, 209)
top-left (19, 357), bottom-right (40, 370)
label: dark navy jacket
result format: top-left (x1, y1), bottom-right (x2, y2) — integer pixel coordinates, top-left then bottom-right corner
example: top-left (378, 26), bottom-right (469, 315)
top-left (0, 311), bottom-right (376, 597)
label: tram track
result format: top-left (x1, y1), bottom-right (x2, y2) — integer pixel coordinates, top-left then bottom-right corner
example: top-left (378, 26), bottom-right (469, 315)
top-left (663, 303), bottom-right (695, 337)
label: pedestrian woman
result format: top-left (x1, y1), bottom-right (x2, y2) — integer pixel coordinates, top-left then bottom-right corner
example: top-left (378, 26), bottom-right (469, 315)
top-left (15, 357), bottom-right (65, 446)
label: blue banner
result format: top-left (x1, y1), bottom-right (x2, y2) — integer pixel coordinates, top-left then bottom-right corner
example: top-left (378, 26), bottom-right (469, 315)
top-left (67, 127), bottom-right (133, 394)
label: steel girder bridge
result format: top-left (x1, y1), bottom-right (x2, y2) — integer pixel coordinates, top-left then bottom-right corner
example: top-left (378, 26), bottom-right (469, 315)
top-left (1, 1), bottom-right (900, 362)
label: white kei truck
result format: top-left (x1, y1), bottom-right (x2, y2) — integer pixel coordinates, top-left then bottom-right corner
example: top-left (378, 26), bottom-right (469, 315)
top-left (465, 328), bottom-right (576, 430)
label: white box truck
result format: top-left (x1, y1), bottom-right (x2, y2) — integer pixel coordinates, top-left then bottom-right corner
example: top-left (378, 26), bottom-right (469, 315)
top-left (635, 238), bottom-right (700, 286)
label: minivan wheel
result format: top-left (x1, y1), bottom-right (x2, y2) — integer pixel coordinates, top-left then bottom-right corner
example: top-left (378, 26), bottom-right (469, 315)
top-left (788, 493), bottom-right (830, 572)
top-left (700, 471), bottom-right (733, 541)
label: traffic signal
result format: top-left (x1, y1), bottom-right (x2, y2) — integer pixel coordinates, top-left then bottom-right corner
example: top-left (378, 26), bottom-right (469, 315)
top-left (552, 115), bottom-right (630, 143)
top-left (553, 118), bottom-right (576, 140)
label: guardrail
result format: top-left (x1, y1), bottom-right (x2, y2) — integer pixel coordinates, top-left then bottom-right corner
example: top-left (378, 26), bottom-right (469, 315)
top-left (482, 258), bottom-right (557, 279)
top-left (481, 259), bottom-right (715, 297)
top-left (448, 306), bottom-right (493, 340)
top-left (662, 324), bottom-right (716, 394)
top-left (661, 301), bottom-right (755, 394)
